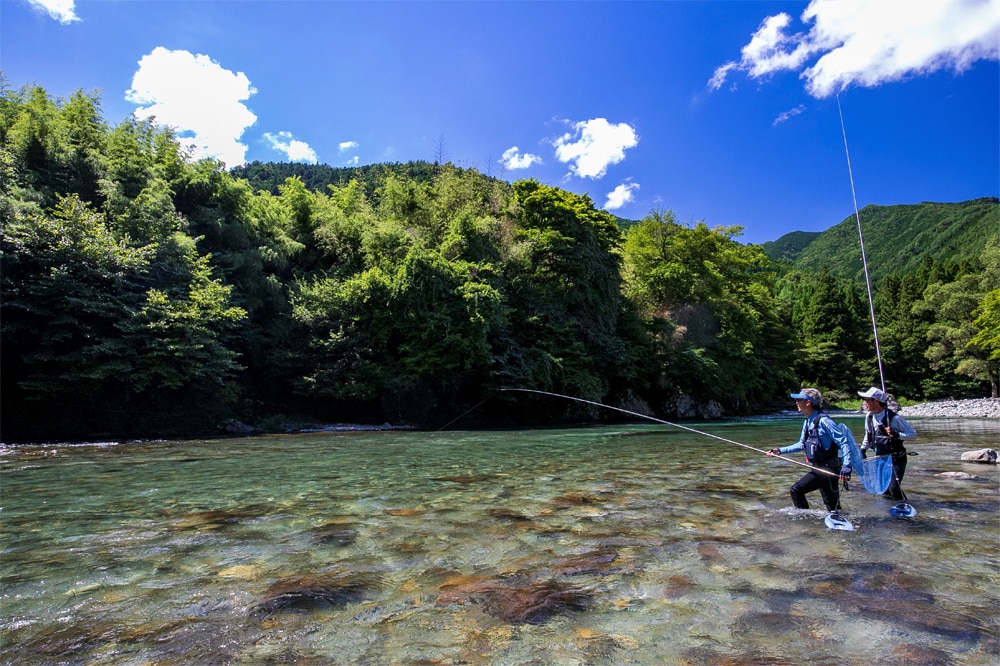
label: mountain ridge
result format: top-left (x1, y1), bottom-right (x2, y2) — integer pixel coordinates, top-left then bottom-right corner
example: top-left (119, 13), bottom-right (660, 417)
top-left (762, 197), bottom-right (998, 282)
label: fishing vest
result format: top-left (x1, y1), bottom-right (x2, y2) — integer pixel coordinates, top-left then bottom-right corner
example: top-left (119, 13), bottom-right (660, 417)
top-left (803, 413), bottom-right (839, 470)
top-left (866, 409), bottom-right (906, 457)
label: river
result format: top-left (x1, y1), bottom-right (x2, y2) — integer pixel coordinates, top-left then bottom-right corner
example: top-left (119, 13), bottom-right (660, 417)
top-left (1, 416), bottom-right (997, 664)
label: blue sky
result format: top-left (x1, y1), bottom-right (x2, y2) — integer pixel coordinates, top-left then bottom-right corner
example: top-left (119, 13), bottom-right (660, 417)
top-left (3, 0), bottom-right (998, 245)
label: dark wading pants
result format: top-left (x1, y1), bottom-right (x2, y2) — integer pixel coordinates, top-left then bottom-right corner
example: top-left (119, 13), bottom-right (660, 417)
top-left (885, 452), bottom-right (909, 501)
top-left (789, 468), bottom-right (841, 511)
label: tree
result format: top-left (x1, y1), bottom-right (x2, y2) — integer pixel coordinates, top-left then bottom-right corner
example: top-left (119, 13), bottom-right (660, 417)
top-left (913, 241), bottom-right (998, 398)
top-left (502, 180), bottom-right (641, 402)
top-left (624, 211), bottom-right (793, 413)
top-left (1, 195), bottom-right (153, 436)
top-left (970, 289), bottom-right (1000, 397)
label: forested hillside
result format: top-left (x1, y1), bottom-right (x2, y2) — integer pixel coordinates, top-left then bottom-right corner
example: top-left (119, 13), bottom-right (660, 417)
top-left (2, 84), bottom-right (997, 442)
top-left (771, 199), bottom-right (998, 283)
top-left (761, 230), bottom-right (821, 264)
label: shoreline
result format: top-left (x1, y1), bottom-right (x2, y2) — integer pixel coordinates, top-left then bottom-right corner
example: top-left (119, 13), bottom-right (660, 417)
top-left (895, 397), bottom-right (1000, 419)
top-left (3, 399), bottom-right (996, 448)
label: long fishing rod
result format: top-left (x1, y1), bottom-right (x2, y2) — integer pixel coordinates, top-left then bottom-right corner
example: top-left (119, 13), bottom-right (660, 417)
top-left (837, 94), bottom-right (887, 393)
top-left (499, 387), bottom-right (838, 477)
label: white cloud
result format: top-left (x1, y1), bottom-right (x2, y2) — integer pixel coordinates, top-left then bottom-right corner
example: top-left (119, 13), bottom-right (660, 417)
top-left (773, 104), bottom-right (807, 126)
top-left (553, 118), bottom-right (638, 179)
top-left (27, 0), bottom-right (78, 24)
top-left (604, 181), bottom-right (639, 211)
top-left (126, 47), bottom-right (258, 167)
top-left (709, 0), bottom-right (1000, 98)
top-left (500, 146), bottom-right (543, 170)
top-left (339, 141), bottom-right (359, 152)
top-left (263, 131), bottom-right (318, 164)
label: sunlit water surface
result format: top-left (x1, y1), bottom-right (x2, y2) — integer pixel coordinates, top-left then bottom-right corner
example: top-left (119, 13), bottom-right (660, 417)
top-left (2, 417), bottom-right (997, 665)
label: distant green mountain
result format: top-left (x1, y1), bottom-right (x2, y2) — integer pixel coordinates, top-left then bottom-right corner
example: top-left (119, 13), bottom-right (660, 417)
top-left (762, 231), bottom-right (821, 263)
top-left (771, 198), bottom-right (998, 283)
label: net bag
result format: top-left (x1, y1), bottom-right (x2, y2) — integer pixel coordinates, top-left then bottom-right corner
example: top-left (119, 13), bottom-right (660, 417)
top-left (839, 423), bottom-right (893, 495)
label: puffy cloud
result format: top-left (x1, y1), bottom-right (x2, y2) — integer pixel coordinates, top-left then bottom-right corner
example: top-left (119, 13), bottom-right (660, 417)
top-left (773, 104), bottom-right (806, 126)
top-left (339, 141), bottom-right (359, 152)
top-left (710, 0), bottom-right (1000, 98)
top-left (27, 0), bottom-right (78, 24)
top-left (126, 47), bottom-right (258, 167)
top-left (604, 181), bottom-right (639, 210)
top-left (500, 146), bottom-right (543, 170)
top-left (553, 118), bottom-right (638, 179)
top-left (263, 131), bottom-right (319, 164)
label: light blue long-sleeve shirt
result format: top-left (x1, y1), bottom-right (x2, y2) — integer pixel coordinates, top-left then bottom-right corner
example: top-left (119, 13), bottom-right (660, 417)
top-left (778, 412), bottom-right (850, 466)
top-left (861, 409), bottom-right (917, 449)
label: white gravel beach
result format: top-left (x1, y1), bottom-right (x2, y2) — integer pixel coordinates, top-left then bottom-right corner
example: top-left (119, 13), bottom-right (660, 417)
top-left (896, 398), bottom-right (1000, 419)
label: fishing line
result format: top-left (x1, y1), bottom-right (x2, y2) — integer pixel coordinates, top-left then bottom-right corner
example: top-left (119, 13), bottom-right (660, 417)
top-left (499, 387), bottom-right (838, 477)
top-left (435, 394), bottom-right (497, 431)
top-left (837, 93), bottom-right (887, 393)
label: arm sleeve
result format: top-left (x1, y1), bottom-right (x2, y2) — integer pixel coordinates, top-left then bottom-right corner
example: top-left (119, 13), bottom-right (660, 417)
top-left (890, 414), bottom-right (917, 441)
top-left (779, 442), bottom-right (804, 455)
top-left (860, 414), bottom-right (871, 448)
top-left (820, 417), bottom-right (851, 465)
top-left (778, 422), bottom-right (807, 455)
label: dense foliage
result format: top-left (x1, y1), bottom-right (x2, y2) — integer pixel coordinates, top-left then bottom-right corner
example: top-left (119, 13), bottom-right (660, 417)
top-left (2, 83), bottom-right (996, 441)
top-left (766, 198), bottom-right (998, 284)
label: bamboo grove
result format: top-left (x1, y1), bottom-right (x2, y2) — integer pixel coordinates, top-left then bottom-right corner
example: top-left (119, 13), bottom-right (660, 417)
top-left (2, 85), bottom-right (997, 441)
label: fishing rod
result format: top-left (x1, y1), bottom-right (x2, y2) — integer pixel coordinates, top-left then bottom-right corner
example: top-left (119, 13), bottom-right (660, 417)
top-left (499, 387), bottom-right (839, 477)
top-left (837, 97), bottom-right (918, 518)
top-left (837, 94), bottom-right (887, 393)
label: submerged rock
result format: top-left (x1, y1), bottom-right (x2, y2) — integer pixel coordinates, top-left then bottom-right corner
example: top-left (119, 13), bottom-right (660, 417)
top-left (487, 508), bottom-right (532, 522)
top-left (549, 548), bottom-right (620, 576)
top-left (809, 565), bottom-right (984, 642)
top-left (19, 618), bottom-right (144, 657)
top-left (309, 521), bottom-right (359, 546)
top-left (436, 575), bottom-right (592, 624)
top-left (550, 492), bottom-right (602, 507)
top-left (171, 509), bottom-right (251, 530)
top-left (432, 474), bottom-right (490, 483)
top-left (892, 644), bottom-right (956, 665)
top-left (663, 574), bottom-right (695, 598)
top-left (252, 570), bottom-right (382, 614)
top-left (383, 508), bottom-right (426, 517)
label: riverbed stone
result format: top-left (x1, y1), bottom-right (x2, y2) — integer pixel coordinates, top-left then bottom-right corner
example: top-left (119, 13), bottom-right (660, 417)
top-left (172, 509), bottom-right (251, 530)
top-left (252, 570), bottom-right (382, 614)
top-left (549, 547), bottom-right (620, 576)
top-left (935, 471), bottom-right (978, 479)
top-left (897, 398), bottom-right (1000, 418)
top-left (960, 448), bottom-right (997, 463)
top-left (891, 644), bottom-right (955, 665)
top-left (217, 565), bottom-right (262, 580)
top-left (309, 521), bottom-right (359, 546)
top-left (436, 575), bottom-right (592, 624)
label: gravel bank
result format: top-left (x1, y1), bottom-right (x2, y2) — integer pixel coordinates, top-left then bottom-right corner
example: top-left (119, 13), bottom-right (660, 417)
top-left (896, 398), bottom-right (1000, 419)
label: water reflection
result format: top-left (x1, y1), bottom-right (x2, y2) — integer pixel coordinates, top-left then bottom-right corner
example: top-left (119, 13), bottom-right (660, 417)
top-left (2, 419), bottom-right (997, 664)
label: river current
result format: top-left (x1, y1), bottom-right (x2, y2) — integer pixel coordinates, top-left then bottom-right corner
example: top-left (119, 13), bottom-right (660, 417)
top-left (1, 416), bottom-right (997, 664)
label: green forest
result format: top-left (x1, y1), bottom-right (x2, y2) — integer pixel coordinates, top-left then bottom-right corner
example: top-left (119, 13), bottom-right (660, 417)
top-left (2, 84), bottom-right (998, 442)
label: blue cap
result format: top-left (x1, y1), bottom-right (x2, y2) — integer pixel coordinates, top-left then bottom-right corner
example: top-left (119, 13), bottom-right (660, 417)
top-left (790, 388), bottom-right (822, 406)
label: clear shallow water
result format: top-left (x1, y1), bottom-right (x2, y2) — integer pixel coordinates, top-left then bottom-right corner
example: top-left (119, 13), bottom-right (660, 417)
top-left (1, 417), bottom-right (997, 665)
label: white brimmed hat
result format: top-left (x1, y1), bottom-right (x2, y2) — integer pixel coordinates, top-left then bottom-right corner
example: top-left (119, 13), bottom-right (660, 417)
top-left (858, 386), bottom-right (888, 403)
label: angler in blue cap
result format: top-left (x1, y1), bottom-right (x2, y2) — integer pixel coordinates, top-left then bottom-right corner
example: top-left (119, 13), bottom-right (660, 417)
top-left (768, 388), bottom-right (853, 515)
